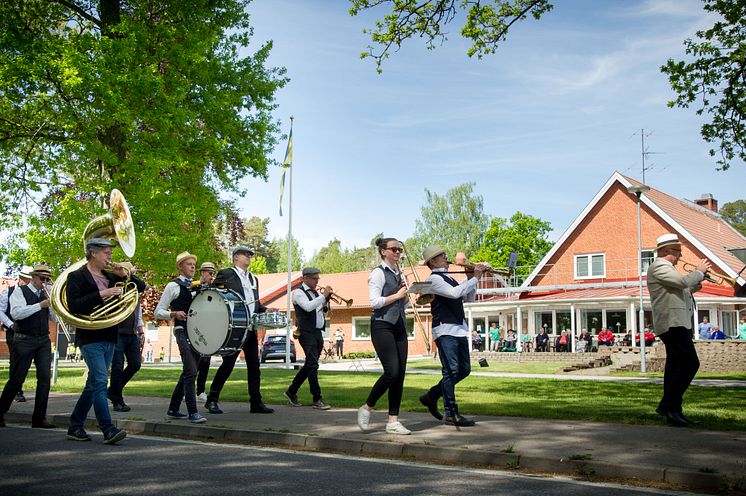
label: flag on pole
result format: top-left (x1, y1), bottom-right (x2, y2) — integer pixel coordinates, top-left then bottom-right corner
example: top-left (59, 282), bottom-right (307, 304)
top-left (279, 122), bottom-right (293, 216)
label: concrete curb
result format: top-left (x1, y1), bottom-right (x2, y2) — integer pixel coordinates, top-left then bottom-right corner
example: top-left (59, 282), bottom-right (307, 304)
top-left (6, 411), bottom-right (739, 493)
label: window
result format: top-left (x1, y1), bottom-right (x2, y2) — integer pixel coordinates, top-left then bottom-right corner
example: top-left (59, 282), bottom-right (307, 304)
top-left (323, 318), bottom-right (330, 340)
top-left (353, 317), bottom-right (416, 340)
top-left (641, 250), bottom-right (655, 274)
top-left (352, 317), bottom-right (371, 340)
top-left (145, 322), bottom-right (159, 342)
top-left (575, 253), bottom-right (605, 279)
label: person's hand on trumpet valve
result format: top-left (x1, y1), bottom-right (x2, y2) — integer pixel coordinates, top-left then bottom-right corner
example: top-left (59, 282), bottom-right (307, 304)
top-left (695, 259), bottom-right (711, 275)
top-left (320, 285), bottom-right (334, 299)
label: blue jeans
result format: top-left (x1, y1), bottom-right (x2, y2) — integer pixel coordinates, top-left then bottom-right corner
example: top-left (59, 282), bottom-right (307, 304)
top-left (108, 333), bottom-right (142, 404)
top-left (69, 341), bottom-right (115, 433)
top-left (426, 335), bottom-right (471, 417)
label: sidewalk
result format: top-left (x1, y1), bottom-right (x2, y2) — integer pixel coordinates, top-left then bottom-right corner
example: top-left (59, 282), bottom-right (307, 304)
top-left (4, 391), bottom-right (745, 493)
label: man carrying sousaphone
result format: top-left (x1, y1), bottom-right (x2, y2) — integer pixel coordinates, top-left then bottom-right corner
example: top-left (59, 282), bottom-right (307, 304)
top-left (418, 245), bottom-right (488, 427)
top-left (154, 251), bottom-right (207, 424)
top-left (283, 267), bottom-right (332, 410)
top-left (66, 238), bottom-right (136, 444)
top-left (204, 246), bottom-right (275, 415)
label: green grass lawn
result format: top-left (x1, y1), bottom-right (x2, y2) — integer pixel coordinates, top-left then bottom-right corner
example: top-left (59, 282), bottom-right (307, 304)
top-left (4, 365), bottom-right (744, 431)
top-left (408, 359), bottom-right (574, 374)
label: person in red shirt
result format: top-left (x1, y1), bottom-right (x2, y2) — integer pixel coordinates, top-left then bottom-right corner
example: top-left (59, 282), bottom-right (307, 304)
top-left (598, 328), bottom-right (614, 346)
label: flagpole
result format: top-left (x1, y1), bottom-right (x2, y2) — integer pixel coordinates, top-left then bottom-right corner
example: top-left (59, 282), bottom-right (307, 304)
top-left (284, 117), bottom-right (294, 367)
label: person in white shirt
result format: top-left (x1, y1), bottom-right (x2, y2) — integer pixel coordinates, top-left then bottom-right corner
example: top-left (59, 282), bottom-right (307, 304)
top-left (0, 265), bottom-right (33, 403)
top-left (418, 245), bottom-right (487, 427)
top-left (357, 237), bottom-right (411, 435)
top-left (283, 267), bottom-right (332, 410)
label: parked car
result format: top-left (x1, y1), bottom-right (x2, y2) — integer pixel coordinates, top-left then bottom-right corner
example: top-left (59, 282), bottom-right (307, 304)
top-left (260, 335), bottom-right (296, 363)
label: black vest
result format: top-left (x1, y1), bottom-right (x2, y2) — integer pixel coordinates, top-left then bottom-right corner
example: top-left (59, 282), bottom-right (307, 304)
top-left (14, 285), bottom-right (50, 336)
top-left (294, 287), bottom-right (326, 333)
top-left (372, 266), bottom-right (406, 325)
top-left (430, 273), bottom-right (466, 327)
top-left (171, 279), bottom-right (193, 329)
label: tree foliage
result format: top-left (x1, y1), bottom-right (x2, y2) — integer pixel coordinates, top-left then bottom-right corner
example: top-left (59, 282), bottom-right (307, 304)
top-left (473, 211), bottom-right (553, 277)
top-left (349, 0), bottom-right (553, 72)
top-left (661, 0), bottom-right (746, 170)
top-left (308, 237), bottom-right (380, 274)
top-left (267, 236), bottom-right (304, 273)
top-left (0, 1), bottom-right (287, 284)
top-left (720, 200), bottom-right (746, 236)
top-left (407, 182), bottom-right (489, 262)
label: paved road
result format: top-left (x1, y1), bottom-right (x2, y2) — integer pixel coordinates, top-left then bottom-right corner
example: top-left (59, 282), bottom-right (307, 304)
top-left (0, 426), bottom-right (704, 496)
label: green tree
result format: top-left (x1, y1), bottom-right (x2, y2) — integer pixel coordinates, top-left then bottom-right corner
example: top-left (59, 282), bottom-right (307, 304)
top-left (720, 200), bottom-right (746, 236)
top-left (249, 255), bottom-right (269, 275)
top-left (238, 216), bottom-right (273, 260)
top-left (661, 0), bottom-right (746, 170)
top-left (308, 237), bottom-right (380, 273)
top-left (267, 236), bottom-right (304, 273)
top-left (0, 1), bottom-right (287, 284)
top-left (349, 0), bottom-right (553, 72)
top-left (407, 182), bottom-right (490, 262)
top-left (473, 212), bottom-right (553, 277)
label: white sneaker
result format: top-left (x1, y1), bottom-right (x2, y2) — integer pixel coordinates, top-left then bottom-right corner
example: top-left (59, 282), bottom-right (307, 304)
top-left (357, 406), bottom-right (370, 431)
top-left (197, 392), bottom-right (208, 402)
top-left (385, 421), bottom-right (411, 435)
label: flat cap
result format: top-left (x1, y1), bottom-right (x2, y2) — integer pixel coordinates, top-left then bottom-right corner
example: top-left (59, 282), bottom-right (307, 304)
top-left (302, 267), bottom-right (320, 276)
top-left (231, 246), bottom-right (255, 257)
top-left (86, 237), bottom-right (115, 249)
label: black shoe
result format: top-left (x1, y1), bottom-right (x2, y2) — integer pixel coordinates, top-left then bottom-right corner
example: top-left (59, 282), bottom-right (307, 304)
top-left (663, 412), bottom-right (688, 427)
top-left (283, 391), bottom-right (302, 407)
top-left (444, 415), bottom-right (476, 427)
top-left (0, 416), bottom-right (5, 427)
top-left (113, 402), bottom-right (131, 412)
top-left (32, 420), bottom-right (56, 429)
top-left (655, 406), bottom-right (667, 417)
top-left (205, 401), bottom-right (223, 414)
top-left (15, 392), bottom-right (26, 403)
top-left (419, 393), bottom-right (443, 420)
top-left (66, 428), bottom-right (92, 441)
top-left (678, 413), bottom-right (701, 425)
top-left (103, 427), bottom-right (127, 445)
top-left (250, 402), bottom-right (274, 414)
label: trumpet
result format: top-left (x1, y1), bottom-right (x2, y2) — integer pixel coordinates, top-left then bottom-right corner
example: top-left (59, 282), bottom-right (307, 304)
top-left (681, 260), bottom-right (738, 287)
top-left (319, 288), bottom-right (353, 307)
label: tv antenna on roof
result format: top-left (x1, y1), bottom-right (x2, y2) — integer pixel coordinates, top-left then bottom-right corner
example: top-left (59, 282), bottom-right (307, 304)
top-left (632, 129), bottom-right (663, 184)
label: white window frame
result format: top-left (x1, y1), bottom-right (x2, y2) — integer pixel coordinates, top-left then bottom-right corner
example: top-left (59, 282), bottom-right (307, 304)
top-left (352, 317), bottom-right (371, 340)
top-left (641, 249), bottom-right (655, 275)
top-left (574, 253), bottom-right (606, 280)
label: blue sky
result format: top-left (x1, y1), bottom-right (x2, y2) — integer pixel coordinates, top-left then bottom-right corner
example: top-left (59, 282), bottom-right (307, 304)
top-left (232, 0), bottom-right (746, 260)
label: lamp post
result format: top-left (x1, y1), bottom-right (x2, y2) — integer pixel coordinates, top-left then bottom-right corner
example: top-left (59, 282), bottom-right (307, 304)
top-left (627, 184), bottom-right (650, 372)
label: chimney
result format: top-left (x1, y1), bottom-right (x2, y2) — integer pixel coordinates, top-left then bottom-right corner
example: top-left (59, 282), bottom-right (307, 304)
top-left (694, 193), bottom-right (718, 212)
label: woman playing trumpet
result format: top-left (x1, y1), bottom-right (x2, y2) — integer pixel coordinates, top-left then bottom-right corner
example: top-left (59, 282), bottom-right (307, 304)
top-left (357, 237), bottom-right (411, 435)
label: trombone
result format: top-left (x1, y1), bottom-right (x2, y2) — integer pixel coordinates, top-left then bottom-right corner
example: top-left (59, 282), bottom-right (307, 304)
top-left (449, 262), bottom-right (511, 276)
top-left (681, 260), bottom-right (738, 287)
top-left (399, 243), bottom-right (433, 353)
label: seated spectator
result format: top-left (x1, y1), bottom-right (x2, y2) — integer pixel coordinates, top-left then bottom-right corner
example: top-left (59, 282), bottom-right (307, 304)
top-left (644, 329), bottom-right (656, 346)
top-left (709, 326), bottom-right (727, 340)
top-left (502, 329), bottom-right (517, 352)
top-left (739, 316), bottom-right (746, 341)
top-left (576, 329), bottom-right (590, 352)
top-left (535, 328), bottom-right (549, 352)
top-left (622, 332), bottom-right (632, 346)
top-left (471, 330), bottom-right (483, 351)
top-left (597, 327), bottom-right (614, 346)
top-left (556, 330), bottom-right (569, 352)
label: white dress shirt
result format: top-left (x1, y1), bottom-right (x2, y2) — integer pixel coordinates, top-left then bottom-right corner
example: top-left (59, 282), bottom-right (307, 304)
top-left (293, 283), bottom-right (327, 329)
top-left (368, 261), bottom-right (402, 309)
top-left (154, 276), bottom-right (191, 325)
top-left (9, 283), bottom-right (56, 323)
top-left (427, 268), bottom-right (478, 339)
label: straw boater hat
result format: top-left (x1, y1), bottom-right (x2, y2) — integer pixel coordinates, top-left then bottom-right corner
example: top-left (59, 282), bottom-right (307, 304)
top-left (199, 262), bottom-right (216, 272)
top-left (175, 251), bottom-right (197, 267)
top-left (656, 233), bottom-right (681, 251)
top-left (422, 245), bottom-right (447, 265)
top-left (19, 265), bottom-right (33, 280)
top-left (30, 263), bottom-right (52, 278)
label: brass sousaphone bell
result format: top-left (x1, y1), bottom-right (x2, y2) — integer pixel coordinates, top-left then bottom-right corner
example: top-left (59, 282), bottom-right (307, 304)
top-left (50, 189), bottom-right (139, 330)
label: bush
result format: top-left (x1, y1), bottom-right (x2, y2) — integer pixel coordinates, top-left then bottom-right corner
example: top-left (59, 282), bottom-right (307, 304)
top-left (343, 352), bottom-right (375, 359)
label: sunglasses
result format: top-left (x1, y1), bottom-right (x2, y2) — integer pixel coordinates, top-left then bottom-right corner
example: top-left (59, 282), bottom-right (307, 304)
top-left (386, 247), bottom-right (403, 253)
top-left (39, 277), bottom-right (51, 283)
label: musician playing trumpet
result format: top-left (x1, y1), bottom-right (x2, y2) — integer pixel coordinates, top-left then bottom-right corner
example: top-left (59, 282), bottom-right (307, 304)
top-left (283, 267), bottom-right (332, 410)
top-left (418, 246), bottom-right (488, 427)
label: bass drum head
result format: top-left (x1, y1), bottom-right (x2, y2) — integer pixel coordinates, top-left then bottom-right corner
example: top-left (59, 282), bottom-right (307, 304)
top-left (187, 289), bottom-right (231, 355)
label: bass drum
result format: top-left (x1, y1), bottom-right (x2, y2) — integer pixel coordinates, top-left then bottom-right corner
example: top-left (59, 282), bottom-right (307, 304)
top-left (187, 288), bottom-right (249, 356)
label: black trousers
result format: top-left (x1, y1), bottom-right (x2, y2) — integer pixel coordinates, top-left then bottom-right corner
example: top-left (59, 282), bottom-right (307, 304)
top-left (0, 333), bottom-right (51, 424)
top-left (108, 333), bottom-right (142, 403)
top-left (288, 331), bottom-right (323, 401)
top-left (207, 330), bottom-right (262, 403)
top-left (366, 318), bottom-right (408, 416)
top-left (335, 340), bottom-right (343, 357)
top-left (196, 356), bottom-right (212, 396)
top-left (168, 329), bottom-right (200, 415)
top-left (658, 327), bottom-right (700, 414)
